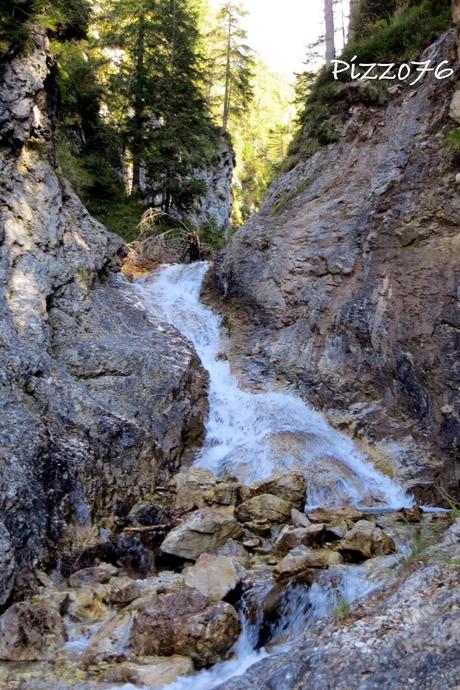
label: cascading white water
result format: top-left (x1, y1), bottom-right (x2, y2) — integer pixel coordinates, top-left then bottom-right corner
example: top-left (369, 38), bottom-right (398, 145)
top-left (135, 262), bottom-right (412, 510)
top-left (103, 262), bottom-right (414, 690)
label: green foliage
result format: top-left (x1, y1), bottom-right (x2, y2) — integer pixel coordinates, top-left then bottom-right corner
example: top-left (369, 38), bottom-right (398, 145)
top-left (334, 594), bottom-right (351, 623)
top-left (207, 2), bottom-right (255, 131)
top-left (342, 0), bottom-right (451, 64)
top-left (100, 0), bottom-right (217, 208)
top-left (400, 523), bottom-right (437, 567)
top-left (444, 127), bottom-right (460, 152)
top-left (230, 59), bottom-right (295, 225)
top-left (199, 218), bottom-right (227, 250)
top-left (0, 0), bottom-right (90, 59)
top-left (286, 0), bottom-right (451, 170)
top-left (88, 197), bottom-right (146, 243)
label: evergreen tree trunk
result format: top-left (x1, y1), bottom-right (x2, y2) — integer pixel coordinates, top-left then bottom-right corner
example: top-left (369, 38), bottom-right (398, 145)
top-left (324, 0), bottom-right (336, 65)
top-left (348, 0), bottom-right (361, 41)
top-left (222, 11), bottom-right (232, 132)
top-left (131, 13), bottom-right (146, 197)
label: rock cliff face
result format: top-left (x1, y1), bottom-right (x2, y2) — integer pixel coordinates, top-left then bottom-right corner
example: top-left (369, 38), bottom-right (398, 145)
top-left (0, 33), bottom-right (208, 599)
top-left (188, 138), bottom-right (234, 235)
top-left (216, 30), bottom-right (460, 502)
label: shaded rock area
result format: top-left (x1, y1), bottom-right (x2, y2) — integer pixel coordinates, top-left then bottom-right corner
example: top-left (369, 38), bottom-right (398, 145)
top-left (0, 32), bottom-right (208, 599)
top-left (214, 29), bottom-right (460, 502)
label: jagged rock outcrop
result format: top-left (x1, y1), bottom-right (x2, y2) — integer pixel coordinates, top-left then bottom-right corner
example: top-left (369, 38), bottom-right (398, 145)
top-left (215, 30), bottom-right (460, 502)
top-left (0, 32), bottom-right (208, 598)
top-left (187, 137), bottom-right (234, 235)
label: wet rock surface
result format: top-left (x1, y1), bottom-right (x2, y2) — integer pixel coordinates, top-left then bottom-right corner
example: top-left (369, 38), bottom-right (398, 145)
top-left (0, 465), bottom-right (456, 690)
top-left (130, 590), bottom-right (240, 667)
top-left (219, 519), bottom-right (460, 690)
top-left (215, 30), bottom-right (460, 502)
top-left (0, 32), bottom-right (208, 596)
top-left (160, 508), bottom-right (241, 560)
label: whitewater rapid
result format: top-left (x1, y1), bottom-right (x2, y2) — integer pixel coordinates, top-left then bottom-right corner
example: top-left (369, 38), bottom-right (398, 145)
top-left (135, 262), bottom-right (411, 510)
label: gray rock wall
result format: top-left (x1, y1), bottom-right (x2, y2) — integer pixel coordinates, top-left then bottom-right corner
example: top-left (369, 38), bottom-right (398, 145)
top-left (216, 30), bottom-right (460, 502)
top-left (0, 32), bottom-right (208, 598)
top-left (187, 139), bottom-right (234, 235)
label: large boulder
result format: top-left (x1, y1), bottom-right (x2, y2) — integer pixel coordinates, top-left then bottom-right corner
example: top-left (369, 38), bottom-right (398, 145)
top-left (130, 590), bottom-right (240, 667)
top-left (184, 554), bottom-right (241, 601)
top-left (273, 545), bottom-right (333, 581)
top-left (236, 494), bottom-right (292, 524)
top-left (247, 472), bottom-right (307, 510)
top-left (68, 563), bottom-right (118, 588)
top-left (160, 509), bottom-right (241, 560)
top-left (0, 523), bottom-right (16, 606)
top-left (338, 520), bottom-right (396, 562)
top-left (171, 468), bottom-right (219, 509)
top-left (273, 524), bottom-right (326, 555)
top-left (0, 602), bottom-right (66, 661)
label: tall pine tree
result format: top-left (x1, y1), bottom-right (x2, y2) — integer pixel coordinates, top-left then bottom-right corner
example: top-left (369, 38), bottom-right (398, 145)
top-left (208, 2), bottom-right (254, 133)
top-left (100, 0), bottom-right (216, 206)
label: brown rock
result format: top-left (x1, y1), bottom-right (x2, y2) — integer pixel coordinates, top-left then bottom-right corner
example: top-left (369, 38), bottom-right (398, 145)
top-left (171, 468), bottom-right (218, 509)
top-left (106, 576), bottom-right (146, 606)
top-left (274, 524), bottom-right (326, 555)
top-left (160, 509), bottom-right (241, 560)
top-left (291, 508), bottom-right (311, 528)
top-left (236, 494), bottom-right (292, 524)
top-left (307, 507), bottom-right (364, 524)
top-left (273, 545), bottom-right (327, 581)
top-left (68, 563), bottom-right (118, 588)
top-left (338, 520), bottom-right (396, 562)
top-left (324, 520), bottom-right (349, 541)
top-left (0, 602), bottom-right (67, 661)
top-left (249, 472), bottom-right (307, 510)
top-left (102, 656), bottom-right (194, 686)
top-left (204, 482), bottom-right (240, 508)
top-left (184, 554), bottom-right (241, 601)
top-left (273, 526), bottom-right (307, 555)
top-left (215, 539), bottom-right (250, 567)
top-left (68, 584), bottom-right (109, 621)
top-left (130, 590), bottom-right (240, 668)
top-left (314, 548), bottom-right (344, 567)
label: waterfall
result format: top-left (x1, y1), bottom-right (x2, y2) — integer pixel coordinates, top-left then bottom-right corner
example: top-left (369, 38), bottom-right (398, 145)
top-left (102, 261), bottom-right (416, 690)
top-left (135, 262), bottom-right (412, 510)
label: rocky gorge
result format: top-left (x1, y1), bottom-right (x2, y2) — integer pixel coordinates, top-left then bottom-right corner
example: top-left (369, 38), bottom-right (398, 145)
top-left (214, 28), bottom-right (460, 504)
top-left (0, 3), bottom-right (459, 690)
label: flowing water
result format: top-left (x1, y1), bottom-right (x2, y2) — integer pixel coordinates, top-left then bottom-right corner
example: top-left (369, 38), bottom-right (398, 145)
top-left (136, 262), bottom-right (411, 509)
top-left (125, 262), bottom-right (414, 690)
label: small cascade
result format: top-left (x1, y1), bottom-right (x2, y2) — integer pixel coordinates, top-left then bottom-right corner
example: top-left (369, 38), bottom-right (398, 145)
top-left (136, 262), bottom-right (412, 510)
top-left (128, 262), bottom-right (415, 690)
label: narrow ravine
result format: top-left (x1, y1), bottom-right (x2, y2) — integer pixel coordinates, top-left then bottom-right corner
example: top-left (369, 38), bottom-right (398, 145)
top-left (136, 262), bottom-right (412, 509)
top-left (121, 261), bottom-right (417, 690)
